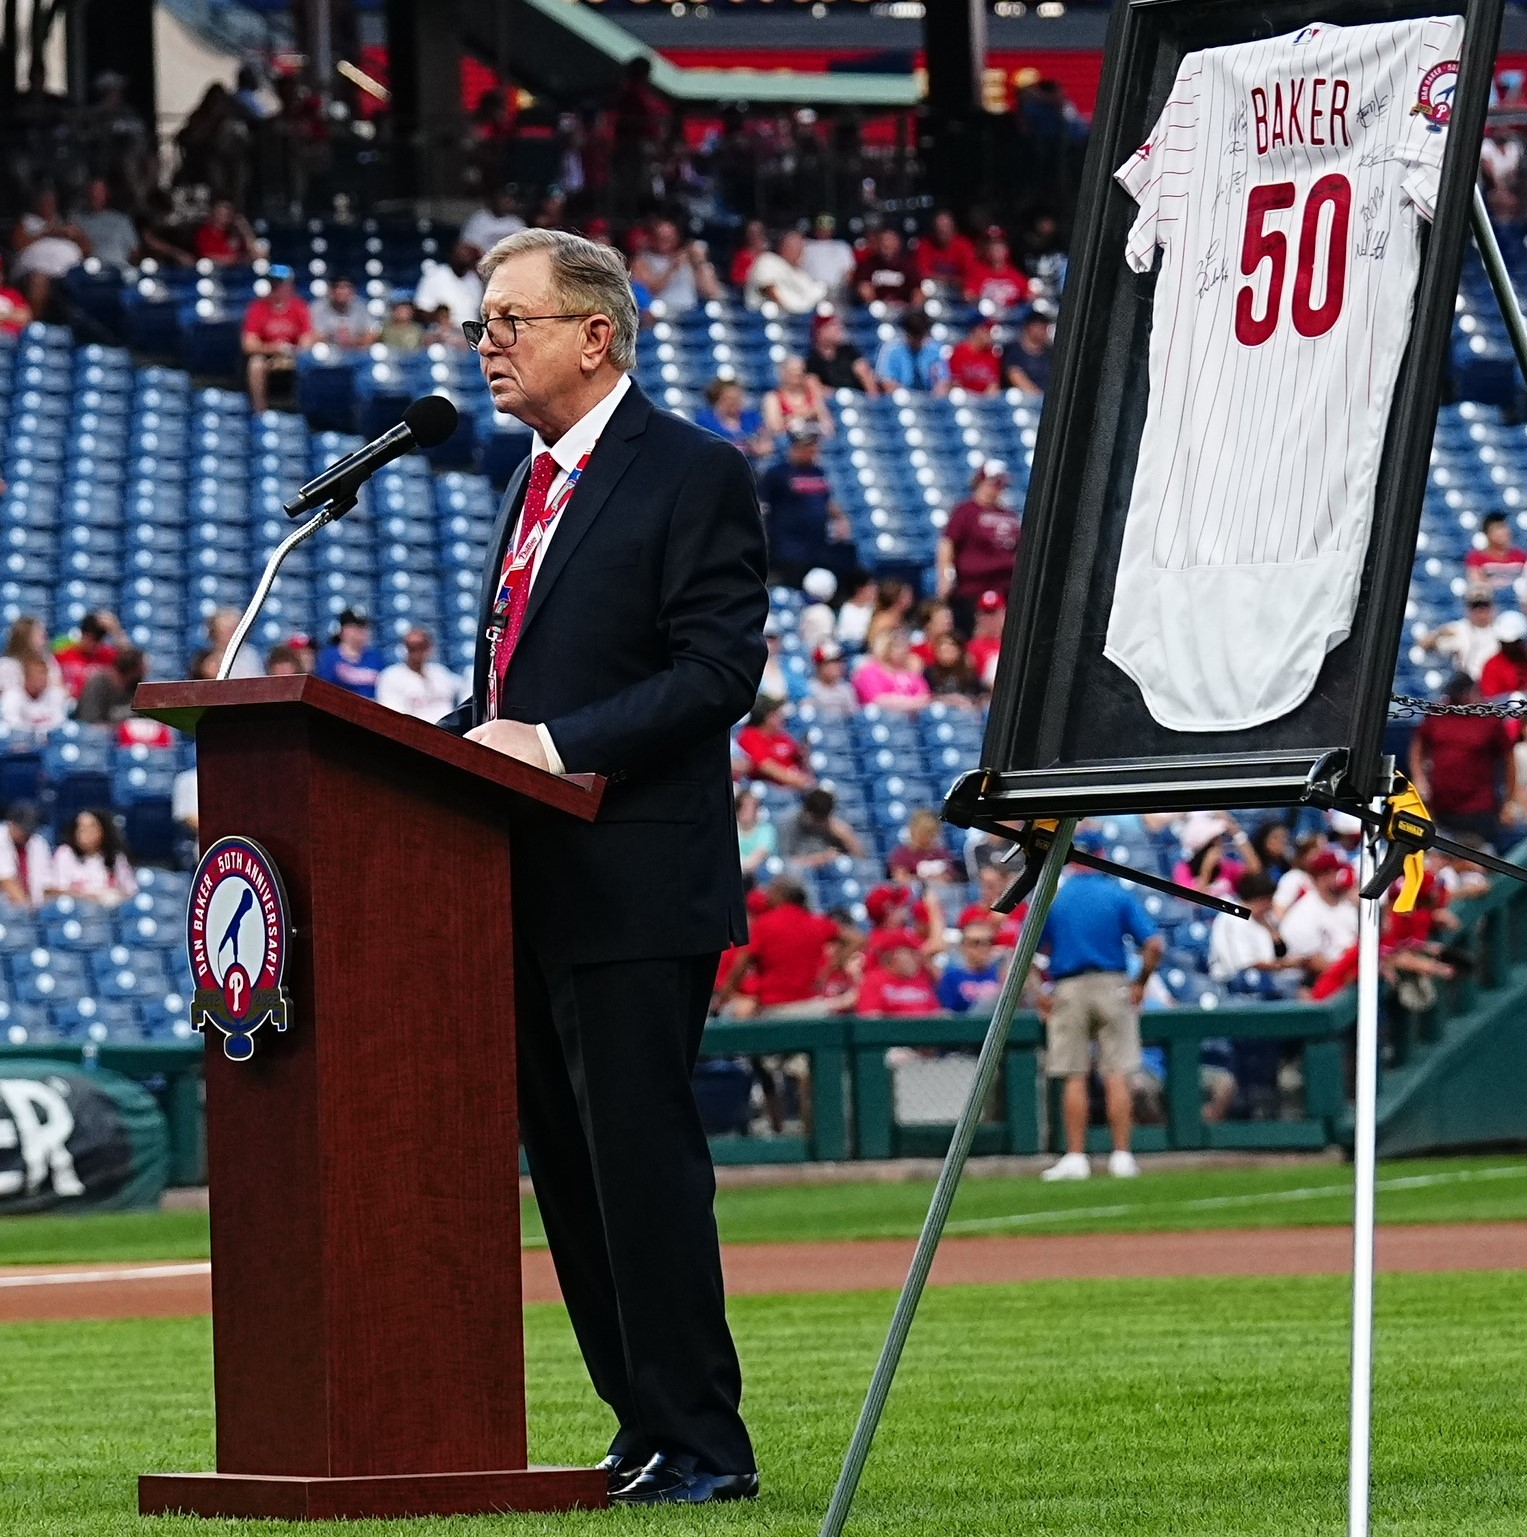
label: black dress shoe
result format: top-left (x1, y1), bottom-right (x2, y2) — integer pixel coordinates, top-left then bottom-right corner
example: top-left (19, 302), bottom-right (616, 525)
top-left (610, 1452), bottom-right (759, 1505)
top-left (595, 1453), bottom-right (648, 1496)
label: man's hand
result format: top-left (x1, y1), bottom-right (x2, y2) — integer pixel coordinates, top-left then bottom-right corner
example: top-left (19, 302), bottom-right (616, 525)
top-left (1128, 980), bottom-right (1147, 1007)
top-left (465, 719), bottom-right (550, 769)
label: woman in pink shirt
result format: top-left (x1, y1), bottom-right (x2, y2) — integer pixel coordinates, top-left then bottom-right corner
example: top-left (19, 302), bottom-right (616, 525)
top-left (853, 628), bottom-right (931, 712)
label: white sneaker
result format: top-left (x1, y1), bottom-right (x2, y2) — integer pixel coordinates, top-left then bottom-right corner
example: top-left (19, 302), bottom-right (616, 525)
top-left (1041, 1152), bottom-right (1091, 1181)
top-left (1107, 1150), bottom-right (1140, 1178)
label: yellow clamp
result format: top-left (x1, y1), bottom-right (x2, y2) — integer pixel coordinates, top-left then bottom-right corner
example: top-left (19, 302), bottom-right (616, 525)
top-left (1386, 779), bottom-right (1433, 914)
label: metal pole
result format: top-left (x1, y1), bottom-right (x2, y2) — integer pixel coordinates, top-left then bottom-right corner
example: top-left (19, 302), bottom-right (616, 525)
top-left (1347, 767), bottom-right (1390, 1537)
top-left (217, 504), bottom-right (338, 681)
top-left (819, 816), bottom-right (1078, 1537)
top-left (1471, 185), bottom-right (1527, 384)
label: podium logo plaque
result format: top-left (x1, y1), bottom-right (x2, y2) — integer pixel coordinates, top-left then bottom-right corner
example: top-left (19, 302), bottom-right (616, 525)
top-left (187, 836), bottom-right (292, 1061)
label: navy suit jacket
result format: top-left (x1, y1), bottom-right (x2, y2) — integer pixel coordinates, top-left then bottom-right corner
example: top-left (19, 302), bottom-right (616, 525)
top-left (442, 382), bottom-right (769, 965)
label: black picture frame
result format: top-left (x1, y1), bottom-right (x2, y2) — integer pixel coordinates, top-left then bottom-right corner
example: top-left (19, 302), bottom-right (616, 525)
top-left (946, 0), bottom-right (1505, 833)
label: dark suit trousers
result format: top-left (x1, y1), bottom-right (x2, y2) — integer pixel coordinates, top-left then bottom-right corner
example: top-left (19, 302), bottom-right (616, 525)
top-left (514, 938), bottom-right (755, 1474)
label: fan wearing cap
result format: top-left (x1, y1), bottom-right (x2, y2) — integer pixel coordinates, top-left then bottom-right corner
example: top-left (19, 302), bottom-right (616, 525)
top-left (1002, 302), bottom-right (1055, 396)
top-left (1480, 609), bottom-right (1527, 698)
top-left (938, 464), bottom-right (1020, 631)
top-left (314, 609), bottom-right (387, 700)
top-left (1037, 830), bottom-right (1162, 1181)
top-left (736, 697), bottom-right (813, 791)
top-left (756, 423), bottom-right (858, 590)
top-left (805, 312), bottom-right (878, 396)
top-left (807, 640), bottom-right (858, 717)
top-left (947, 319), bottom-right (1004, 396)
top-left (241, 266), bottom-right (315, 413)
top-left (1420, 584), bottom-right (1501, 680)
top-left (801, 214), bottom-right (858, 299)
top-left (1277, 851), bottom-right (1360, 975)
top-left (959, 592), bottom-right (1007, 691)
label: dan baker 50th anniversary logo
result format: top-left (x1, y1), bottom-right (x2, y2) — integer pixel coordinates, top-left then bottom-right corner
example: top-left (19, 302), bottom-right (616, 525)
top-left (186, 836), bottom-right (293, 1061)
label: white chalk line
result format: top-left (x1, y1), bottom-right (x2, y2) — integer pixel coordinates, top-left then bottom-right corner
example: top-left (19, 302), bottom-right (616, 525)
top-left (0, 1261), bottom-right (211, 1289)
top-left (945, 1165), bottom-right (1527, 1234)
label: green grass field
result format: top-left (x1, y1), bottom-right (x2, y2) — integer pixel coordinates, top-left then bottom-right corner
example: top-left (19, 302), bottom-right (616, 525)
top-left (2, 1156), bottom-right (1524, 1266)
top-left (1, 1271), bottom-right (1523, 1536)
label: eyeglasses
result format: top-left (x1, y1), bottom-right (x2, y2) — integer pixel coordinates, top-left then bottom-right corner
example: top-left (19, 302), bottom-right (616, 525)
top-left (462, 313), bottom-right (597, 350)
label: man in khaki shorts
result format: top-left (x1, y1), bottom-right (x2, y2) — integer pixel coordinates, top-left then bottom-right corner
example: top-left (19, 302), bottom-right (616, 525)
top-left (1038, 830), bottom-right (1163, 1180)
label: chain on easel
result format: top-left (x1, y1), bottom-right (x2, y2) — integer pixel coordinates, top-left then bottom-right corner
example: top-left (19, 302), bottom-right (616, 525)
top-left (1389, 692), bottom-right (1527, 719)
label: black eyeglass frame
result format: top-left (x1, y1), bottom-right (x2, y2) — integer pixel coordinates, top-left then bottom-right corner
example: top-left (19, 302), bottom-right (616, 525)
top-left (462, 313), bottom-right (599, 350)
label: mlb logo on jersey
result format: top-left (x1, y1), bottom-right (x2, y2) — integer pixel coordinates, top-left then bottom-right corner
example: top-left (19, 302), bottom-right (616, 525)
top-left (1293, 25), bottom-right (1326, 45)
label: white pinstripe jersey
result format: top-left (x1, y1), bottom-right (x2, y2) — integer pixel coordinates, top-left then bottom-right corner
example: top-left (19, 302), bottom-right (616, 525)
top-left (1106, 17), bottom-right (1465, 732)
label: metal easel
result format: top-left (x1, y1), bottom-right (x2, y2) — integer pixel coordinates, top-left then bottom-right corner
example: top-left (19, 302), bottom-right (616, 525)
top-left (818, 186), bottom-right (1527, 1537)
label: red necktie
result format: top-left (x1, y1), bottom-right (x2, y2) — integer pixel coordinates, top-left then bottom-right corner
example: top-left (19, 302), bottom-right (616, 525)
top-left (490, 452), bottom-right (560, 710)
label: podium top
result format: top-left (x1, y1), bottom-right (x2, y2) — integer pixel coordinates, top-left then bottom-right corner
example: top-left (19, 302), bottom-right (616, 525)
top-left (134, 675), bottom-right (606, 823)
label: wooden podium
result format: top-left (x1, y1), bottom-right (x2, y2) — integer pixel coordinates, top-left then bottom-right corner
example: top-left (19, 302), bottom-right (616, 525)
top-left (132, 676), bottom-right (609, 1521)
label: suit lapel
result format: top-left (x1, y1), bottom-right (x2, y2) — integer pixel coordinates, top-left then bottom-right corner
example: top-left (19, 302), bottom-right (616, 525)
top-left (515, 384), bottom-right (651, 648)
top-left (473, 455), bottom-right (532, 713)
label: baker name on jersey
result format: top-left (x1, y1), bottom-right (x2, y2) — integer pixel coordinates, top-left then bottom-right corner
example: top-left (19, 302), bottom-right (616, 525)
top-left (1251, 77), bottom-right (1352, 155)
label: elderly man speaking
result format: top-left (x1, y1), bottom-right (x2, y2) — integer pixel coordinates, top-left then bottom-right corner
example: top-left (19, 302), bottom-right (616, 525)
top-left (443, 229), bottom-right (766, 1504)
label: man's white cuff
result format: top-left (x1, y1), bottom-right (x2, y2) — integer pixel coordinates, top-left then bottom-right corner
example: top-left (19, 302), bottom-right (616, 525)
top-left (535, 723), bottom-right (565, 775)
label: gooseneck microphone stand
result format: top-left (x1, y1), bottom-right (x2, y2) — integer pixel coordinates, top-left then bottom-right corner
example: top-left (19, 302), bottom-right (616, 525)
top-left (216, 492), bottom-right (357, 682)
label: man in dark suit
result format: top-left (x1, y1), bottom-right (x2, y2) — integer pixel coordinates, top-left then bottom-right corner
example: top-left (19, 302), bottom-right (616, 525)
top-left (443, 228), bottom-right (767, 1505)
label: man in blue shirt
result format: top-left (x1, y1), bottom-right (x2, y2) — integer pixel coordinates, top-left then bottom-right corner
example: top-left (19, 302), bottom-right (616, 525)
top-left (1038, 830), bottom-right (1162, 1181)
top-left (937, 920), bottom-right (1004, 1013)
top-left (873, 310), bottom-right (950, 395)
top-left (755, 423), bottom-right (859, 589)
top-left (314, 608), bottom-right (387, 699)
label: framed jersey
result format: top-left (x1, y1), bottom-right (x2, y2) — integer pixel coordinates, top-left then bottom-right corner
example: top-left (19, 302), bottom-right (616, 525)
top-left (947, 0), bottom-right (1504, 831)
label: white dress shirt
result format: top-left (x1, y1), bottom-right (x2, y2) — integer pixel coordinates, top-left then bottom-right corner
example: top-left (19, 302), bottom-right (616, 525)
top-left (513, 371), bottom-right (633, 773)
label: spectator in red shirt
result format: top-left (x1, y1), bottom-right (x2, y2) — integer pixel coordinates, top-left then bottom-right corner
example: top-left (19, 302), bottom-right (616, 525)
top-left (912, 210), bottom-right (975, 294)
top-left (909, 600), bottom-right (956, 668)
top-left (1409, 674), bottom-right (1524, 850)
top-left (938, 462), bottom-right (1020, 633)
top-left (858, 937), bottom-right (942, 1015)
top-left (730, 219), bottom-right (768, 290)
top-left (947, 319), bottom-right (1004, 396)
top-left (887, 808), bottom-right (963, 885)
top-left (1465, 512), bottom-right (1527, 593)
top-left (53, 610), bottom-right (122, 697)
top-left (964, 592), bottom-right (1007, 689)
top-left (864, 884), bottom-right (945, 966)
top-left (963, 230), bottom-right (1031, 314)
top-left (1480, 610), bottom-right (1527, 697)
top-left (0, 282), bottom-right (32, 337)
top-left (736, 697), bottom-right (814, 791)
top-left (853, 228), bottom-right (919, 308)
top-left (720, 876), bottom-right (839, 1016)
top-left (242, 266), bottom-right (315, 413)
top-left (193, 199), bottom-right (259, 266)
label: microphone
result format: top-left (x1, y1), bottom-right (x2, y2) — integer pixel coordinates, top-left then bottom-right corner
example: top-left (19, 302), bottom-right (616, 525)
top-left (283, 395), bottom-right (459, 518)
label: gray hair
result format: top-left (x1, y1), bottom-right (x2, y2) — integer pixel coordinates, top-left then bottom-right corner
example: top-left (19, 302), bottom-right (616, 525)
top-left (478, 228), bottom-right (639, 372)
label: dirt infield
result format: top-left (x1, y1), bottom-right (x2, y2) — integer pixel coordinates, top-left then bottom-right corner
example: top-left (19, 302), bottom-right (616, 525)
top-left (1, 1223), bottom-right (1523, 1324)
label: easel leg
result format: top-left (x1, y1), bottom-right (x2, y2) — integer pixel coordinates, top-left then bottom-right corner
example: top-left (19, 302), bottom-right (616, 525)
top-left (818, 818), bottom-right (1078, 1537)
top-left (1347, 799), bottom-right (1385, 1537)
top-left (1471, 185), bottom-right (1527, 383)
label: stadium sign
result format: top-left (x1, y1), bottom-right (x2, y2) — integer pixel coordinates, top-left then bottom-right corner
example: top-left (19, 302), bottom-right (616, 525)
top-left (187, 837), bottom-right (292, 1061)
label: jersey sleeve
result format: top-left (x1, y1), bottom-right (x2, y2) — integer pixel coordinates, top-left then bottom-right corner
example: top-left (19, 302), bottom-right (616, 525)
top-left (1397, 15), bottom-right (1468, 222)
top-left (1115, 54), bottom-right (1203, 272)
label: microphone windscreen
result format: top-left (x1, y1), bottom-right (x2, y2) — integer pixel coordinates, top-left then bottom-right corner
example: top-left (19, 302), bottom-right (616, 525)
top-left (404, 394), bottom-right (460, 449)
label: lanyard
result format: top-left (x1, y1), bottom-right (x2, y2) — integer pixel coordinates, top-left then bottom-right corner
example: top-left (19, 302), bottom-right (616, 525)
top-left (487, 454), bottom-right (590, 638)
